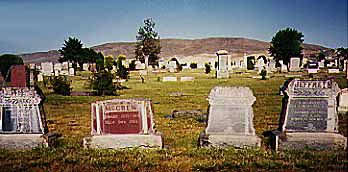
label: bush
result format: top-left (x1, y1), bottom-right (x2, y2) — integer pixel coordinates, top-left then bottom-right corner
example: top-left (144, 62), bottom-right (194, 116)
top-left (115, 55), bottom-right (129, 79)
top-left (190, 63), bottom-right (197, 69)
top-left (260, 68), bottom-right (267, 80)
top-left (52, 76), bottom-right (71, 95)
top-left (205, 63), bottom-right (211, 74)
top-left (91, 70), bottom-right (118, 96)
top-left (129, 60), bottom-right (136, 71)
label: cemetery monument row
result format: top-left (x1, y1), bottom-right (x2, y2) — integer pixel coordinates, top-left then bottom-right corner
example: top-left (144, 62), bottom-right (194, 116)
top-left (83, 98), bottom-right (163, 148)
top-left (0, 87), bottom-right (49, 149)
top-left (199, 86), bottom-right (261, 147)
top-left (272, 79), bottom-right (347, 151)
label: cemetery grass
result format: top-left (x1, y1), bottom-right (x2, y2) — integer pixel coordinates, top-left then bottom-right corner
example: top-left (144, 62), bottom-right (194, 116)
top-left (0, 69), bottom-right (347, 171)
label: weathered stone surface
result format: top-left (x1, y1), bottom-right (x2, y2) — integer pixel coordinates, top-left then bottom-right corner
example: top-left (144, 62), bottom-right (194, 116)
top-left (289, 57), bottom-right (301, 72)
top-left (84, 135), bottom-right (162, 149)
top-left (273, 79), bottom-right (347, 151)
top-left (180, 77), bottom-right (194, 82)
top-left (0, 134), bottom-right (47, 149)
top-left (172, 110), bottom-right (203, 118)
top-left (200, 86), bottom-right (261, 148)
top-left (277, 133), bottom-right (347, 151)
top-left (338, 88), bottom-right (348, 113)
top-left (163, 77), bottom-right (177, 82)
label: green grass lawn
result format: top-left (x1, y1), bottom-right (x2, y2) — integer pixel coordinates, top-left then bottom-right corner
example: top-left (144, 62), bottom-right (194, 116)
top-left (0, 69), bottom-right (347, 171)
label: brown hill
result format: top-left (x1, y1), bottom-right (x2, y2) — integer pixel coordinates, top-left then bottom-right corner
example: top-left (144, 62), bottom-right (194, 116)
top-left (20, 37), bottom-right (329, 64)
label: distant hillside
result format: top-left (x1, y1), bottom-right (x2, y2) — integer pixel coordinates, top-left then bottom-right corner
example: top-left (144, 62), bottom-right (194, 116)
top-left (19, 37), bottom-right (330, 64)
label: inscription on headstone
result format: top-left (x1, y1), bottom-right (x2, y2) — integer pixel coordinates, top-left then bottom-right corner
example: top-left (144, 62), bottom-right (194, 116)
top-left (85, 99), bottom-right (162, 148)
top-left (286, 99), bottom-right (328, 131)
top-left (273, 79), bottom-right (347, 150)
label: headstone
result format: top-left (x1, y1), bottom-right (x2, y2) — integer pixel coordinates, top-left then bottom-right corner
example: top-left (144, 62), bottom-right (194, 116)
top-left (338, 88), bottom-right (348, 113)
top-left (197, 63), bottom-right (204, 69)
top-left (89, 63), bottom-right (97, 72)
top-left (29, 64), bottom-right (36, 70)
top-left (54, 70), bottom-right (60, 76)
top-left (10, 65), bottom-right (26, 87)
top-left (307, 68), bottom-right (319, 74)
top-left (82, 63), bottom-right (89, 71)
top-left (158, 60), bottom-right (166, 69)
top-left (256, 58), bottom-right (266, 74)
top-left (41, 62), bottom-right (53, 76)
top-left (273, 79), bottom-right (347, 150)
top-left (278, 60), bottom-right (287, 72)
top-left (163, 77), bottom-right (177, 82)
top-left (37, 73), bottom-right (43, 82)
top-left (168, 61), bottom-right (177, 73)
top-left (289, 57), bottom-right (301, 72)
top-left (199, 86), bottom-right (261, 147)
top-left (83, 99), bottom-right (162, 148)
top-left (135, 61), bottom-right (142, 70)
top-left (269, 60), bottom-right (277, 72)
top-left (62, 62), bottom-right (69, 70)
top-left (0, 87), bottom-right (48, 149)
top-left (180, 77), bottom-right (194, 82)
top-left (216, 50), bottom-right (229, 78)
top-left (69, 68), bottom-right (75, 76)
top-left (247, 56), bottom-right (255, 70)
top-left (54, 63), bottom-right (62, 71)
top-left (139, 70), bottom-right (148, 76)
top-left (328, 68), bottom-right (340, 73)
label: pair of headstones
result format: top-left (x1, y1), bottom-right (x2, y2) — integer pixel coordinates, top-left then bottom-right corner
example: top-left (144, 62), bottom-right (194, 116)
top-left (200, 80), bottom-right (346, 150)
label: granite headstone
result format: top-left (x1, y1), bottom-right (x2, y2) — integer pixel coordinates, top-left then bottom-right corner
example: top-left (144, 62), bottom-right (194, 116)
top-left (199, 86), bottom-right (261, 147)
top-left (273, 79), bottom-right (347, 150)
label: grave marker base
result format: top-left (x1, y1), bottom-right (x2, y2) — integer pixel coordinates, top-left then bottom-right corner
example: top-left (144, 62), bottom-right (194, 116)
top-left (83, 134), bottom-right (163, 149)
top-left (199, 132), bottom-right (261, 148)
top-left (0, 134), bottom-right (48, 149)
top-left (272, 131), bottom-right (347, 151)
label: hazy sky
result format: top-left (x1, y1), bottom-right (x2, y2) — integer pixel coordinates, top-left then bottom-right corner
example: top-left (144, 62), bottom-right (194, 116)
top-left (0, 0), bottom-right (347, 54)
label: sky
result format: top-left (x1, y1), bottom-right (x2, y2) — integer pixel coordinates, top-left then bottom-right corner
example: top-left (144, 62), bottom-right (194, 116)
top-left (0, 0), bottom-right (347, 54)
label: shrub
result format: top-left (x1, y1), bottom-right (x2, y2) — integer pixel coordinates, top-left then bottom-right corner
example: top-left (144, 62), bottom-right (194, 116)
top-left (52, 76), bottom-right (71, 95)
top-left (91, 70), bottom-right (118, 96)
top-left (129, 60), bottom-right (136, 71)
top-left (190, 63), bottom-right (197, 69)
top-left (115, 55), bottom-right (129, 79)
top-left (205, 63), bottom-right (211, 74)
top-left (260, 68), bottom-right (267, 80)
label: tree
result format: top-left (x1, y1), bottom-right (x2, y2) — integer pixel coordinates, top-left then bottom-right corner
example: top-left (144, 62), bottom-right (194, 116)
top-left (205, 63), bottom-right (211, 74)
top-left (0, 54), bottom-right (24, 80)
top-left (52, 76), bottom-right (71, 96)
top-left (104, 56), bottom-right (114, 71)
top-left (317, 51), bottom-right (326, 61)
top-left (135, 18), bottom-right (161, 66)
top-left (115, 54), bottom-right (129, 79)
top-left (269, 28), bottom-right (304, 71)
top-left (59, 37), bottom-right (84, 74)
top-left (91, 70), bottom-right (117, 96)
top-left (95, 52), bottom-right (105, 72)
